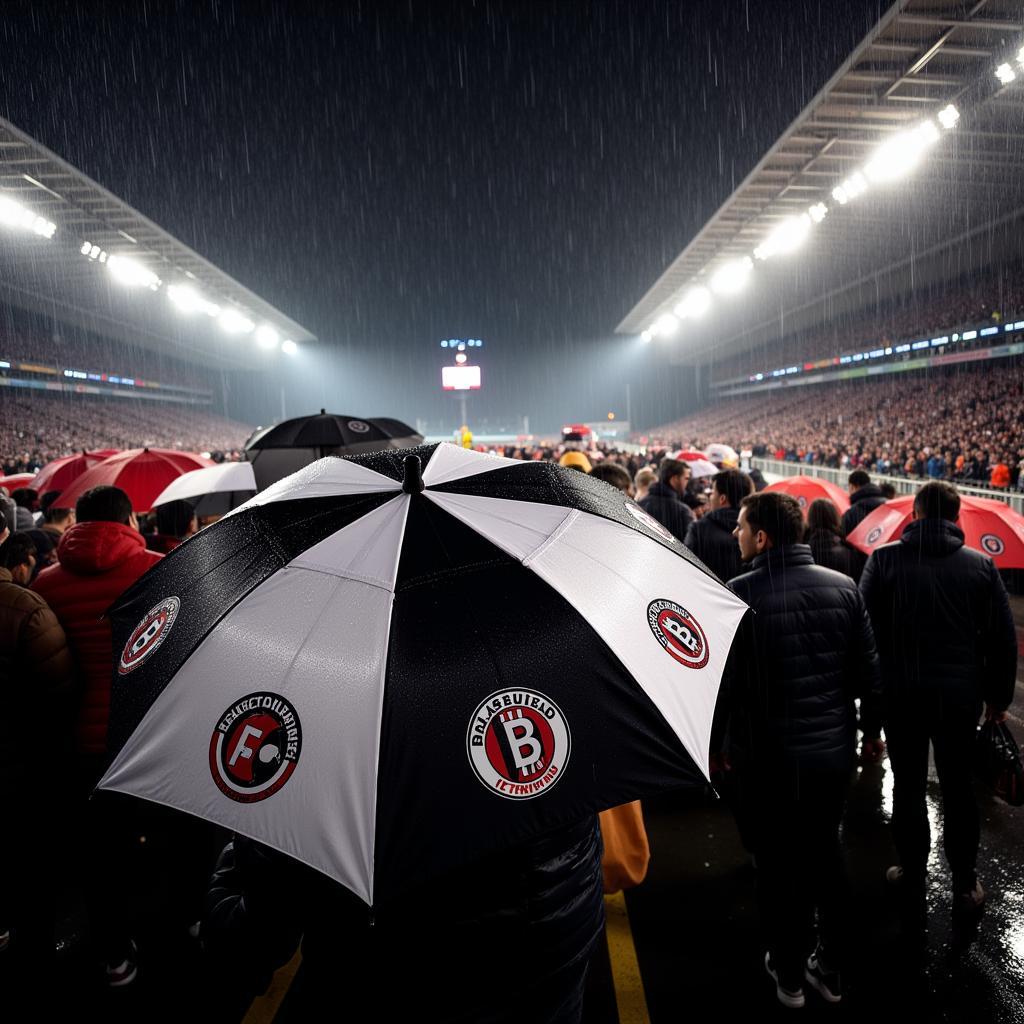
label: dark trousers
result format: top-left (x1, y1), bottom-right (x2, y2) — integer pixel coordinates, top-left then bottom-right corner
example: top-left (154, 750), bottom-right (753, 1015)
top-left (735, 766), bottom-right (850, 983)
top-left (885, 709), bottom-right (979, 892)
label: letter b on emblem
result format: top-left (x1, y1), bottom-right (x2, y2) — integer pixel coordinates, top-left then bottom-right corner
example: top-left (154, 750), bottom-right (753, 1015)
top-left (665, 616), bottom-right (698, 654)
top-left (503, 718), bottom-right (542, 770)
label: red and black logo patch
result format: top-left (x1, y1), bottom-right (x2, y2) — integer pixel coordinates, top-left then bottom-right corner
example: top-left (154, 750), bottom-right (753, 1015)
top-left (866, 526), bottom-right (883, 545)
top-left (624, 501), bottom-right (677, 544)
top-left (981, 533), bottom-right (1005, 556)
top-left (467, 689), bottom-right (570, 800)
top-left (210, 692), bottom-right (302, 803)
top-left (119, 597), bottom-right (180, 675)
top-left (647, 598), bottom-right (709, 669)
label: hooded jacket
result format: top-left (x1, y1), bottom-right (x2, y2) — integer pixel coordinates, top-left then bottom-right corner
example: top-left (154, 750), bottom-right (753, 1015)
top-left (839, 484), bottom-right (886, 537)
top-left (638, 480), bottom-right (693, 543)
top-left (684, 506), bottom-right (743, 582)
top-left (724, 544), bottom-right (882, 777)
top-left (32, 521), bottom-right (162, 754)
top-left (807, 527), bottom-right (864, 582)
top-left (859, 518), bottom-right (1016, 713)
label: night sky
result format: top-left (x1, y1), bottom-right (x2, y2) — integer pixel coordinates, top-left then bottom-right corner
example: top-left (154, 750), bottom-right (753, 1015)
top-left (1, 1), bottom-right (882, 432)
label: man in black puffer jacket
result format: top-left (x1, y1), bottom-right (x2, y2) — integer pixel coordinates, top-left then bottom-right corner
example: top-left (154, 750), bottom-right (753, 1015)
top-left (684, 469), bottom-right (753, 582)
top-left (722, 491), bottom-right (881, 1009)
top-left (860, 481), bottom-right (1016, 916)
top-left (203, 817), bottom-right (604, 1022)
top-left (839, 469), bottom-right (887, 537)
top-left (638, 458), bottom-right (693, 542)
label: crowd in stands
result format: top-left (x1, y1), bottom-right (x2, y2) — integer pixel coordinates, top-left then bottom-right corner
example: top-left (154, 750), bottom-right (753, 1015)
top-left (1, 391), bottom-right (251, 474)
top-left (709, 268), bottom-right (1024, 383)
top-left (649, 360), bottom-right (1024, 492)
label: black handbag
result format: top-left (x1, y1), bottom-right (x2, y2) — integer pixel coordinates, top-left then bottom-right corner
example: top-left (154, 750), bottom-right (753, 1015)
top-left (975, 719), bottom-right (1024, 807)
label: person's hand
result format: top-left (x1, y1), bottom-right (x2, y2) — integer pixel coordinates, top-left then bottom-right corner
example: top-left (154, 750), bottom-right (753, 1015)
top-left (861, 737), bottom-right (886, 763)
top-left (985, 705), bottom-right (1008, 724)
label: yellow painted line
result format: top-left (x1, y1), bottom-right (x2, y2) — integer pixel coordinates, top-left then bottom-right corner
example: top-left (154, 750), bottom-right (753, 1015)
top-left (242, 946), bottom-right (302, 1024)
top-left (604, 892), bottom-right (651, 1024)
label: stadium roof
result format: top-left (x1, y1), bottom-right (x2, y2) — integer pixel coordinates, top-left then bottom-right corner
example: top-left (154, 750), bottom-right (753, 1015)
top-left (0, 115), bottom-right (316, 371)
top-left (616, 0), bottom-right (1024, 366)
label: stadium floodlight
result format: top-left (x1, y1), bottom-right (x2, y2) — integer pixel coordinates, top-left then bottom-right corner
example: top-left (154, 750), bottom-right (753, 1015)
top-left (1018, 46), bottom-right (1024, 67)
top-left (640, 329), bottom-right (652, 343)
top-left (218, 308), bottom-right (255, 334)
top-left (995, 62), bottom-right (1017, 85)
top-left (937, 104), bottom-right (960, 130)
top-left (753, 213), bottom-right (812, 261)
top-left (674, 286), bottom-right (711, 320)
top-left (167, 283), bottom-right (220, 317)
top-left (808, 202), bottom-right (828, 224)
top-left (710, 257), bottom-right (753, 295)
top-left (107, 254), bottom-right (160, 290)
top-left (832, 171), bottom-right (867, 205)
top-left (863, 120), bottom-right (939, 184)
top-left (255, 324), bottom-right (280, 350)
top-left (652, 312), bottom-right (680, 337)
top-left (0, 195), bottom-right (56, 239)
top-left (281, 339), bottom-right (298, 355)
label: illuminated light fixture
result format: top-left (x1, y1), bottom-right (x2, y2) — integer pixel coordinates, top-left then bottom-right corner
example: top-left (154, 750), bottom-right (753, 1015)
top-left (255, 324), bottom-right (280, 350)
top-left (863, 120), bottom-right (940, 184)
top-left (218, 308), bottom-right (255, 334)
top-left (753, 213), bottom-right (812, 261)
top-left (674, 286), bottom-right (711, 320)
top-left (1018, 46), bottom-right (1024, 66)
top-left (937, 104), bottom-right (960, 130)
top-left (832, 171), bottom-right (867, 205)
top-left (107, 254), bottom-right (160, 290)
top-left (0, 195), bottom-right (56, 238)
top-left (995, 62), bottom-right (1017, 85)
top-left (640, 329), bottom-right (652, 343)
top-left (652, 312), bottom-right (680, 337)
top-left (710, 257), bottom-right (753, 295)
top-left (281, 339), bottom-right (298, 355)
top-left (808, 202), bottom-right (828, 224)
top-left (167, 284), bottom-right (220, 317)
top-left (440, 340), bottom-right (448, 347)
top-left (455, 352), bottom-right (468, 364)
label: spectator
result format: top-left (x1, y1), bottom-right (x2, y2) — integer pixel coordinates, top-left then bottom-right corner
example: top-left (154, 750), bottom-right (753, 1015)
top-left (638, 458), bottom-right (693, 542)
top-left (860, 481), bottom-right (1017, 923)
top-left (24, 528), bottom-right (57, 580)
top-left (989, 456), bottom-right (1010, 490)
top-left (0, 508), bottom-right (8, 547)
top-left (684, 469), bottom-right (753, 582)
top-left (588, 461), bottom-right (633, 497)
top-left (39, 491), bottom-right (75, 547)
top-left (879, 483), bottom-right (897, 500)
top-left (146, 499), bottom-right (198, 554)
top-left (633, 467), bottom-right (656, 503)
top-left (806, 499), bottom-right (863, 581)
top-left (0, 530), bottom-right (75, 967)
top-left (723, 491), bottom-right (881, 1008)
top-left (9, 488), bottom-right (38, 531)
top-left (840, 470), bottom-right (886, 538)
top-left (558, 451), bottom-right (592, 473)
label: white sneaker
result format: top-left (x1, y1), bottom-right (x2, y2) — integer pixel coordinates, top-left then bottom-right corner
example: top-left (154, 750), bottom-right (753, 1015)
top-left (765, 952), bottom-right (805, 1009)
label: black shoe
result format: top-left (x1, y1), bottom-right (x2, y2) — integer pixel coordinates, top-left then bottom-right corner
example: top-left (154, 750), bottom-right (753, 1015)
top-left (765, 952), bottom-right (805, 1009)
top-left (804, 949), bottom-right (841, 1004)
top-left (105, 940), bottom-right (138, 988)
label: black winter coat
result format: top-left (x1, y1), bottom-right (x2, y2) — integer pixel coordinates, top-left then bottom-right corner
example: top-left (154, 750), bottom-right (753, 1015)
top-left (859, 519), bottom-right (1017, 714)
top-left (639, 480), bottom-right (693, 542)
top-left (807, 528), bottom-right (865, 582)
top-left (840, 484), bottom-right (886, 537)
top-left (684, 507), bottom-right (743, 582)
top-left (204, 818), bottom-right (604, 1022)
top-left (724, 545), bottom-right (882, 778)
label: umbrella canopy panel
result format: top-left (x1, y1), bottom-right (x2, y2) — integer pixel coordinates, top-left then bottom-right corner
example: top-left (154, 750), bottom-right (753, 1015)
top-left (99, 444), bottom-right (746, 905)
top-left (764, 475), bottom-right (850, 515)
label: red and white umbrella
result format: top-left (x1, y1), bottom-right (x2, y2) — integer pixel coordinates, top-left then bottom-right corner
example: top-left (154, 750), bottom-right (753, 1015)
top-left (847, 494), bottom-right (1024, 569)
top-left (670, 451), bottom-right (719, 479)
top-left (56, 448), bottom-right (214, 514)
top-left (31, 450), bottom-right (121, 497)
top-left (0, 473), bottom-right (36, 492)
top-left (764, 476), bottom-right (850, 516)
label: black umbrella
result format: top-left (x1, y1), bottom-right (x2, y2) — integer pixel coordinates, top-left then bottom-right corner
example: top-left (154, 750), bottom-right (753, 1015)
top-left (99, 443), bottom-right (746, 905)
top-left (243, 410), bottom-right (422, 489)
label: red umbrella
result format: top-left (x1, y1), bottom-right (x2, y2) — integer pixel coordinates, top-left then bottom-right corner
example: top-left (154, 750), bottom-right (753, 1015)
top-left (672, 449), bottom-right (709, 463)
top-left (55, 448), bottom-right (214, 514)
top-left (763, 475), bottom-right (850, 516)
top-left (0, 473), bottom-right (37, 492)
top-left (847, 494), bottom-right (1024, 569)
top-left (31, 450), bottom-right (122, 497)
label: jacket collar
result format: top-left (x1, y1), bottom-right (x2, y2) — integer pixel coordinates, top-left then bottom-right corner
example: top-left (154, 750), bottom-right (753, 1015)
top-left (648, 480), bottom-right (682, 502)
top-left (705, 506), bottom-right (739, 532)
top-left (851, 484), bottom-right (884, 506)
top-left (749, 543), bottom-right (815, 572)
top-left (0, 567), bottom-right (11, 584)
top-left (899, 518), bottom-right (964, 556)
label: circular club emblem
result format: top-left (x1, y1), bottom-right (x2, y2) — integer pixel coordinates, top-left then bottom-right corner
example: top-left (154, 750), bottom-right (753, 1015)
top-left (118, 597), bottom-right (180, 675)
top-left (210, 692), bottom-right (302, 803)
top-left (624, 501), bottom-right (677, 544)
top-left (647, 598), bottom-right (709, 669)
top-left (981, 533), bottom-right (1005, 556)
top-left (797, 495), bottom-right (808, 509)
top-left (866, 526), bottom-right (883, 545)
top-left (467, 689), bottom-right (570, 800)
top-left (347, 419), bottom-right (371, 434)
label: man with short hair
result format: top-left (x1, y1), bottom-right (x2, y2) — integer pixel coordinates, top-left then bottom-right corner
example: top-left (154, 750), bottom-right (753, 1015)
top-left (839, 470), bottom-right (886, 537)
top-left (683, 469), bottom-right (754, 582)
top-left (588, 461), bottom-right (634, 497)
top-left (860, 481), bottom-right (1016, 918)
top-left (39, 491), bottom-right (75, 547)
top-left (633, 467), bottom-right (656, 504)
top-left (638, 458), bottom-right (693, 541)
top-left (146, 499), bottom-right (199, 553)
top-left (9, 488), bottom-right (38, 531)
top-left (723, 491), bottom-right (881, 1009)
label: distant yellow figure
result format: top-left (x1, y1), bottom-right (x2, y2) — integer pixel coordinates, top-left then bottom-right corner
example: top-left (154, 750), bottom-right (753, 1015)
top-left (461, 425), bottom-right (473, 449)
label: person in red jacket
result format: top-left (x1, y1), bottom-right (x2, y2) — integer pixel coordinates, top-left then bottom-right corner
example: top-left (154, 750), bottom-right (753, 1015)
top-left (32, 484), bottom-right (162, 986)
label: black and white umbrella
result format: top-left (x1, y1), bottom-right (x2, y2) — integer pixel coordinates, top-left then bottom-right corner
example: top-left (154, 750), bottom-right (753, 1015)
top-left (151, 461), bottom-right (257, 518)
top-left (244, 410), bottom-right (422, 490)
top-left (100, 443), bottom-right (747, 905)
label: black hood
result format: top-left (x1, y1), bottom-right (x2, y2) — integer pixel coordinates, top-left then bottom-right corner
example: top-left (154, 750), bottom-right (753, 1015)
top-left (851, 484), bottom-right (885, 506)
top-left (704, 506), bottom-right (740, 534)
top-left (899, 518), bottom-right (964, 557)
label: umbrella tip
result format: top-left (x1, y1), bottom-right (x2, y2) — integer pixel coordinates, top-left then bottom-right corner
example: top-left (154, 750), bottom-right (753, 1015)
top-left (402, 454), bottom-right (424, 494)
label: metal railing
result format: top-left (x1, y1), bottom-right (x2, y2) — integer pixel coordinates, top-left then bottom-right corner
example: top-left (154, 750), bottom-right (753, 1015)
top-left (750, 457), bottom-right (1024, 515)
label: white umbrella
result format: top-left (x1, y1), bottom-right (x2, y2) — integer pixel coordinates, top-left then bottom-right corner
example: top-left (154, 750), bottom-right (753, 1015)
top-left (152, 462), bottom-right (257, 516)
top-left (671, 454), bottom-right (719, 479)
top-left (705, 443), bottom-right (739, 467)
